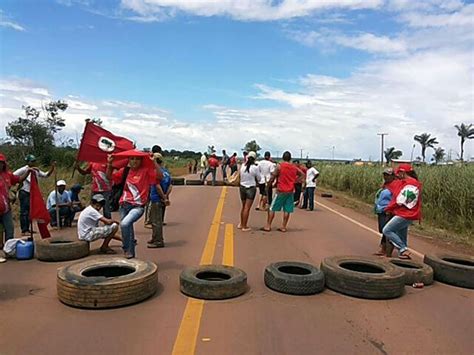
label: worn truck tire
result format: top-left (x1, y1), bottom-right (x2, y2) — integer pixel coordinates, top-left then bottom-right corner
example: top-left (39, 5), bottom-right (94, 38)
top-left (388, 259), bottom-right (434, 285)
top-left (205, 180), bottom-right (225, 186)
top-left (424, 253), bottom-right (474, 289)
top-left (57, 256), bottom-right (158, 309)
top-left (180, 265), bottom-right (247, 300)
top-left (171, 177), bottom-right (185, 186)
top-left (36, 236), bottom-right (89, 262)
top-left (186, 179), bottom-right (204, 185)
top-left (321, 256), bottom-right (405, 299)
top-left (264, 261), bottom-right (325, 295)
top-left (321, 192), bottom-right (333, 198)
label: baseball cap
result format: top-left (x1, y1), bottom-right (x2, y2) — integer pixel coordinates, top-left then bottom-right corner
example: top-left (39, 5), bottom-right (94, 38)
top-left (91, 194), bottom-right (105, 203)
top-left (56, 180), bottom-right (67, 186)
top-left (397, 164), bottom-right (413, 173)
top-left (248, 151), bottom-right (257, 159)
top-left (25, 154), bottom-right (36, 162)
top-left (383, 168), bottom-right (394, 175)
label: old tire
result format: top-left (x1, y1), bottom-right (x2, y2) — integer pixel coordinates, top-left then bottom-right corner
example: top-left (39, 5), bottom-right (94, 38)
top-left (424, 253), bottom-right (474, 289)
top-left (321, 192), bottom-right (333, 198)
top-left (171, 177), bottom-right (185, 186)
top-left (36, 236), bottom-right (89, 262)
top-left (57, 256), bottom-right (158, 309)
top-left (264, 261), bottom-right (325, 295)
top-left (180, 265), bottom-right (247, 300)
top-left (321, 256), bottom-right (405, 299)
top-left (388, 259), bottom-right (434, 285)
top-left (186, 179), bottom-right (204, 185)
top-left (205, 180), bottom-right (225, 186)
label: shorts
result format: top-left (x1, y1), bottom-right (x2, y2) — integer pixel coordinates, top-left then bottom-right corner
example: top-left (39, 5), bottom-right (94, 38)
top-left (81, 223), bottom-right (118, 242)
top-left (270, 192), bottom-right (294, 213)
top-left (258, 183), bottom-right (266, 195)
top-left (239, 186), bottom-right (257, 201)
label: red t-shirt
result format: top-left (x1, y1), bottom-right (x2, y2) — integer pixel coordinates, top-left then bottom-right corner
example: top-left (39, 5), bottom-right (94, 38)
top-left (229, 156), bottom-right (237, 167)
top-left (208, 157), bottom-right (219, 168)
top-left (0, 171), bottom-right (20, 215)
top-left (87, 163), bottom-right (112, 192)
top-left (113, 167), bottom-right (156, 206)
top-left (297, 166), bottom-right (307, 184)
top-left (277, 162), bottom-right (299, 193)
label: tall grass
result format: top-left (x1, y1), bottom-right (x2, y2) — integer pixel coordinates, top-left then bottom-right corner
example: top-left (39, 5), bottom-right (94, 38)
top-left (317, 164), bottom-right (474, 237)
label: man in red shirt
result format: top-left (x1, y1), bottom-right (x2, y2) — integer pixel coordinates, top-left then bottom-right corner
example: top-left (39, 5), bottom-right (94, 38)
top-left (201, 153), bottom-right (219, 186)
top-left (76, 162), bottom-right (113, 218)
top-left (0, 154), bottom-right (30, 247)
top-left (261, 151), bottom-right (304, 232)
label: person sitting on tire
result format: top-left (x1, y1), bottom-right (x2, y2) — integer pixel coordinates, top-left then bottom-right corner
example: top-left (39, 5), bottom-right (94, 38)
top-left (383, 164), bottom-right (422, 260)
top-left (77, 194), bottom-right (121, 254)
top-left (373, 168), bottom-right (396, 256)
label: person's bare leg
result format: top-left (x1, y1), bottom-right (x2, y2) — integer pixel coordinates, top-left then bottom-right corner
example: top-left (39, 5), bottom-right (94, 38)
top-left (242, 199), bottom-right (253, 230)
top-left (264, 211), bottom-right (275, 231)
top-left (281, 212), bottom-right (290, 231)
top-left (239, 200), bottom-right (246, 229)
top-left (100, 225), bottom-right (118, 252)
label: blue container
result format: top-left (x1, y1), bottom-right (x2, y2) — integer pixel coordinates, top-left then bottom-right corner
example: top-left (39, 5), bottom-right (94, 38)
top-left (16, 240), bottom-right (34, 260)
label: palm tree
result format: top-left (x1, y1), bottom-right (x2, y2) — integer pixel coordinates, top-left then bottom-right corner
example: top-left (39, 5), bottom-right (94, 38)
top-left (432, 147), bottom-right (445, 164)
top-left (454, 123), bottom-right (474, 161)
top-left (384, 147), bottom-right (402, 164)
top-left (414, 133), bottom-right (438, 162)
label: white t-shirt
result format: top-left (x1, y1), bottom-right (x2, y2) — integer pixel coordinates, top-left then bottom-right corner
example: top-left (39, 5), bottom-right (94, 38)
top-left (46, 190), bottom-right (71, 209)
top-left (257, 160), bottom-right (276, 184)
top-left (240, 164), bottom-right (261, 188)
top-left (78, 206), bottom-right (103, 239)
top-left (306, 167), bottom-right (319, 188)
top-left (13, 166), bottom-right (48, 193)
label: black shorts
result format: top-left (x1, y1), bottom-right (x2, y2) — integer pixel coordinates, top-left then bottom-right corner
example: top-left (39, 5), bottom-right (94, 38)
top-left (258, 183), bottom-right (266, 195)
top-left (240, 186), bottom-right (257, 201)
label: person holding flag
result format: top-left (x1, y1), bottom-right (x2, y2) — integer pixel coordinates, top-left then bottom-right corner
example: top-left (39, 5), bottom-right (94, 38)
top-left (383, 164), bottom-right (422, 260)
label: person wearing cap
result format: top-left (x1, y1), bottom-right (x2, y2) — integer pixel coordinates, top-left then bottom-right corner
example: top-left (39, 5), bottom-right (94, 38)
top-left (262, 151), bottom-right (305, 233)
top-left (77, 194), bottom-right (121, 254)
top-left (46, 180), bottom-right (74, 227)
top-left (256, 151), bottom-right (276, 211)
top-left (302, 160), bottom-right (319, 211)
top-left (0, 153), bottom-right (31, 248)
top-left (202, 153), bottom-right (219, 186)
top-left (373, 168), bottom-right (396, 256)
top-left (238, 151), bottom-right (261, 232)
top-left (383, 164), bottom-right (422, 260)
top-left (13, 154), bottom-right (55, 235)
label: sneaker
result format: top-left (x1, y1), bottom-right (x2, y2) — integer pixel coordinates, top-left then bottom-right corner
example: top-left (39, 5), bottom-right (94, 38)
top-left (147, 242), bottom-right (164, 248)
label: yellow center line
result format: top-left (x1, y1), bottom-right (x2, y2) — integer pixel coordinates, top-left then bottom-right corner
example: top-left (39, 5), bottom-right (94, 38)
top-left (172, 187), bottom-right (227, 355)
top-left (315, 200), bottom-right (424, 258)
top-left (222, 224), bottom-right (234, 266)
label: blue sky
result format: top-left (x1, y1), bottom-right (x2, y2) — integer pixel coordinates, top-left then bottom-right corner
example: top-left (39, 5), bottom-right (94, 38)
top-left (1, 0), bottom-right (473, 160)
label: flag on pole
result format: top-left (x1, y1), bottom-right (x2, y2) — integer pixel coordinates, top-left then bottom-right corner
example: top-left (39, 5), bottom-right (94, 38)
top-left (77, 121), bottom-right (135, 167)
top-left (29, 173), bottom-right (51, 239)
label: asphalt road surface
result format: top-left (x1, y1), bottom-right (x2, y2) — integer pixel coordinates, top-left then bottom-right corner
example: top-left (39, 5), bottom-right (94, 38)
top-left (1, 181), bottom-right (473, 355)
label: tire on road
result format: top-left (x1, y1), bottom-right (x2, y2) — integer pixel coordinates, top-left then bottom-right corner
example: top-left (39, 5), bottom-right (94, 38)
top-left (186, 179), bottom-right (204, 185)
top-left (321, 192), bottom-right (333, 198)
top-left (205, 180), bottom-right (225, 186)
top-left (264, 261), bottom-right (325, 295)
top-left (180, 265), bottom-right (247, 300)
top-left (57, 256), bottom-right (158, 309)
top-left (321, 256), bottom-right (405, 299)
top-left (388, 259), bottom-right (434, 285)
top-left (423, 253), bottom-right (474, 289)
top-left (171, 177), bottom-right (185, 186)
top-left (36, 236), bottom-right (89, 262)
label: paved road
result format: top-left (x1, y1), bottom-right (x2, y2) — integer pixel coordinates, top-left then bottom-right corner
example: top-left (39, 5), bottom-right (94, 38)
top-left (1, 182), bottom-right (473, 355)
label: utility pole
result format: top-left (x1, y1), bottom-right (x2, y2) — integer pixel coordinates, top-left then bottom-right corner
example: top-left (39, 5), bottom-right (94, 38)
top-left (332, 146), bottom-right (335, 161)
top-left (300, 148), bottom-right (303, 160)
top-left (377, 133), bottom-right (388, 166)
top-left (410, 144), bottom-right (416, 162)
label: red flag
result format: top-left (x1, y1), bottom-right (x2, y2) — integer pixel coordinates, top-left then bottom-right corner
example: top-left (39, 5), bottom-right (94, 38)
top-left (30, 173), bottom-right (51, 239)
top-left (77, 121), bottom-right (135, 167)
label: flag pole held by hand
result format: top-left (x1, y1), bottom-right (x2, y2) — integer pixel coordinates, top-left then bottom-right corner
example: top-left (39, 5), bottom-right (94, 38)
top-left (54, 168), bottom-right (60, 231)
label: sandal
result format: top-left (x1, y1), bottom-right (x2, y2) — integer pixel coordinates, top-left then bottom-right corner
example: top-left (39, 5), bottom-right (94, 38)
top-left (242, 227), bottom-right (251, 232)
top-left (100, 247), bottom-right (117, 255)
top-left (260, 227), bottom-right (271, 232)
top-left (277, 228), bottom-right (287, 233)
top-left (399, 251), bottom-right (412, 260)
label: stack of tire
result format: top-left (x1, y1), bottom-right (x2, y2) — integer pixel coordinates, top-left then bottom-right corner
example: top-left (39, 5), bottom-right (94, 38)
top-left (171, 177), bottom-right (185, 186)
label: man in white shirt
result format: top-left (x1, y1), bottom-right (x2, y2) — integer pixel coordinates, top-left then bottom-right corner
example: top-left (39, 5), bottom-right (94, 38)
top-left (199, 153), bottom-right (208, 180)
top-left (14, 154), bottom-right (55, 235)
top-left (302, 161), bottom-right (320, 211)
top-left (47, 180), bottom-right (73, 227)
top-left (78, 194), bottom-right (120, 254)
top-left (257, 151), bottom-right (276, 211)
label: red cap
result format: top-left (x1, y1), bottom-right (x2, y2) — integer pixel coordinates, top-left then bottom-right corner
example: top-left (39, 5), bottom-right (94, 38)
top-left (396, 163), bottom-right (413, 174)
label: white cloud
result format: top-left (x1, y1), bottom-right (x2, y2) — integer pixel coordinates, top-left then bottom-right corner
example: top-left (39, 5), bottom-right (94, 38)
top-left (0, 9), bottom-right (25, 31)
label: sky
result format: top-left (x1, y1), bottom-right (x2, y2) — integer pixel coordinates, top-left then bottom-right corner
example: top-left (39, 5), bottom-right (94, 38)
top-left (0, 0), bottom-right (473, 161)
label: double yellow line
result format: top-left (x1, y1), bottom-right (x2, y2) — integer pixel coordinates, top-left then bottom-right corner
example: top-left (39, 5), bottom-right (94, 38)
top-left (172, 187), bottom-right (234, 355)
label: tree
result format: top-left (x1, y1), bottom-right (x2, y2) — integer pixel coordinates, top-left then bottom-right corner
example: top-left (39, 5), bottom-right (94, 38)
top-left (243, 140), bottom-right (262, 155)
top-left (384, 147), bottom-right (402, 164)
top-left (432, 147), bottom-right (446, 164)
top-left (414, 133), bottom-right (438, 162)
top-left (6, 100), bottom-right (68, 163)
top-left (454, 123), bottom-right (474, 161)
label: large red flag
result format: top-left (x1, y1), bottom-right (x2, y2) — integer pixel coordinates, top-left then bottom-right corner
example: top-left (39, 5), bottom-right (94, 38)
top-left (29, 173), bottom-right (51, 239)
top-left (77, 121), bottom-right (135, 166)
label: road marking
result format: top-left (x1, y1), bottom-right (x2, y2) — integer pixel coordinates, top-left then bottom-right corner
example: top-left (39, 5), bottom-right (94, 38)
top-left (172, 187), bottom-right (227, 355)
top-left (315, 201), bottom-right (424, 258)
top-left (223, 224), bottom-right (234, 266)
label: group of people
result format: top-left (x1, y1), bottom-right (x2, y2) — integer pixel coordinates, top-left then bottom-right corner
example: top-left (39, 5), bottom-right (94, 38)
top-left (199, 150), bottom-right (238, 185)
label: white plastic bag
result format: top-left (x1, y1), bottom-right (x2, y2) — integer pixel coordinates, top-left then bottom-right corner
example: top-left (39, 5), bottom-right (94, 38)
top-left (3, 238), bottom-right (25, 257)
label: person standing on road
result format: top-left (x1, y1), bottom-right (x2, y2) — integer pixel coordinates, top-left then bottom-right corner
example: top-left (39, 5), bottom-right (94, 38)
top-left (301, 161), bottom-right (319, 211)
top-left (256, 151), bottom-right (275, 211)
top-left (202, 153), bottom-right (219, 186)
top-left (0, 154), bottom-right (31, 247)
top-left (383, 164), bottom-right (422, 260)
top-left (373, 168), bottom-right (396, 256)
top-left (14, 155), bottom-right (55, 235)
top-left (262, 151), bottom-right (304, 233)
top-left (75, 161), bottom-right (113, 219)
top-left (221, 149), bottom-right (230, 181)
top-left (229, 152), bottom-right (238, 175)
top-left (238, 152), bottom-right (261, 232)
top-left (199, 152), bottom-right (208, 180)
top-left (293, 160), bottom-right (305, 207)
